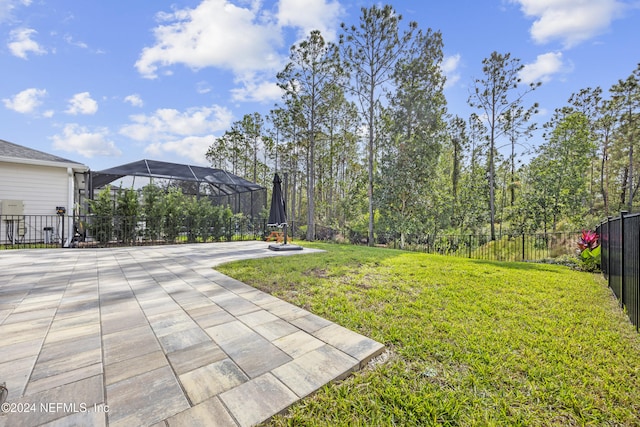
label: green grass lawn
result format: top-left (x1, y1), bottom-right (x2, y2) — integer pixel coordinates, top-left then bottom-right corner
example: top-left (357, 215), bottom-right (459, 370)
top-left (216, 242), bottom-right (640, 426)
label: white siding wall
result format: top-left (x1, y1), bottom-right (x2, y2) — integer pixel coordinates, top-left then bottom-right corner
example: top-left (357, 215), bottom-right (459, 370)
top-left (0, 161), bottom-right (68, 215)
top-left (0, 161), bottom-right (70, 244)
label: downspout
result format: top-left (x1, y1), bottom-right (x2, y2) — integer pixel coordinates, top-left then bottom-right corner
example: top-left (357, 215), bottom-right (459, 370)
top-left (66, 167), bottom-right (75, 247)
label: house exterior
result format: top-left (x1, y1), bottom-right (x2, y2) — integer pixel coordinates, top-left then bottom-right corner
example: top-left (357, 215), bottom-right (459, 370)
top-left (0, 139), bottom-right (89, 246)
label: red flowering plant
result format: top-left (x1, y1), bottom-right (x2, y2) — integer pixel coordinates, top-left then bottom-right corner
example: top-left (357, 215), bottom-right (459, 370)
top-left (578, 230), bottom-right (599, 251)
top-left (577, 230), bottom-right (600, 271)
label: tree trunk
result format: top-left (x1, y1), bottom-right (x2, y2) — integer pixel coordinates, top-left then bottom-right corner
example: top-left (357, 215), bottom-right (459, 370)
top-left (488, 84), bottom-right (497, 241)
top-left (629, 143), bottom-right (634, 212)
top-left (510, 135), bottom-right (516, 206)
top-left (367, 86), bottom-right (375, 246)
top-left (307, 136), bottom-right (315, 241)
top-left (489, 126), bottom-right (496, 240)
top-left (291, 169), bottom-right (297, 236)
top-left (601, 136), bottom-right (609, 216)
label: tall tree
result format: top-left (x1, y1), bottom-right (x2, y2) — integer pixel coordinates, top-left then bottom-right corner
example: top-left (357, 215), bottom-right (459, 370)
top-left (316, 83), bottom-right (358, 225)
top-left (276, 98), bottom-right (307, 233)
top-left (528, 111), bottom-right (596, 231)
top-left (460, 113), bottom-right (489, 232)
top-left (239, 113), bottom-right (265, 184)
top-left (610, 64), bottom-right (640, 211)
top-left (596, 98), bottom-right (617, 215)
top-left (277, 30), bottom-right (343, 241)
top-left (340, 4), bottom-right (416, 245)
top-left (449, 116), bottom-right (467, 227)
top-left (206, 127), bottom-right (246, 176)
top-left (568, 87), bottom-right (609, 215)
top-left (378, 28), bottom-right (446, 247)
top-left (205, 132), bottom-right (231, 170)
top-left (468, 52), bottom-right (540, 240)
top-left (500, 103), bottom-right (537, 208)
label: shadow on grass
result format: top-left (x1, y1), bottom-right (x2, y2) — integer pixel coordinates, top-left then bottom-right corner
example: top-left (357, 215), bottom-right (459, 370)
top-left (467, 258), bottom-right (574, 273)
top-left (298, 242), bottom-right (582, 275)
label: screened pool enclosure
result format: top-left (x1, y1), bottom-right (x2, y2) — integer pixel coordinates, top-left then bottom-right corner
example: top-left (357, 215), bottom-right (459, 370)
top-left (90, 159), bottom-right (266, 219)
top-left (63, 159), bottom-right (268, 247)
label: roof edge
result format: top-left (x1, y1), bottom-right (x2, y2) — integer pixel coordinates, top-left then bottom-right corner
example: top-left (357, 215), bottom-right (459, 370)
top-left (0, 155), bottom-right (89, 172)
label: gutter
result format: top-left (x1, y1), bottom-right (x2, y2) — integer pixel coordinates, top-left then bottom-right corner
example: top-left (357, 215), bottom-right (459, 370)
top-left (0, 155), bottom-right (89, 173)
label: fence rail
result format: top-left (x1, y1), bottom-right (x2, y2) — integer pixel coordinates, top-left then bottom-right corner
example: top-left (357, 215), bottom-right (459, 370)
top-left (0, 214), bottom-right (268, 248)
top-left (597, 211), bottom-right (640, 331)
top-left (0, 215), bottom-right (66, 248)
top-left (386, 232), bottom-right (581, 262)
top-left (311, 224), bottom-right (581, 263)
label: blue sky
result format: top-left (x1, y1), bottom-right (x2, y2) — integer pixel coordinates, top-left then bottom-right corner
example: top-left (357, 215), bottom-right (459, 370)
top-left (1, 0), bottom-right (638, 172)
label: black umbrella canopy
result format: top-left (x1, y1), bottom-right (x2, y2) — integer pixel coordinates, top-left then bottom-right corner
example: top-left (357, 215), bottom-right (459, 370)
top-left (267, 173), bottom-right (287, 227)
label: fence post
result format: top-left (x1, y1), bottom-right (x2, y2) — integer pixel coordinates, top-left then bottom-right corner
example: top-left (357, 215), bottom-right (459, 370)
top-left (620, 211), bottom-right (627, 309)
top-left (522, 233), bottom-right (525, 261)
top-left (607, 216), bottom-right (612, 285)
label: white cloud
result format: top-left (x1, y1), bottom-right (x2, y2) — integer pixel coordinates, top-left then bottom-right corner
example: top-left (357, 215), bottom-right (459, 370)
top-left (276, 0), bottom-right (344, 40)
top-left (121, 105), bottom-right (233, 140)
top-left (511, 0), bottom-right (627, 48)
top-left (441, 54), bottom-right (462, 89)
top-left (2, 87), bottom-right (46, 113)
top-left (51, 123), bottom-right (122, 158)
top-left (66, 92), bottom-right (98, 115)
top-left (135, 0), bottom-right (284, 79)
top-left (63, 34), bottom-right (88, 49)
top-left (520, 52), bottom-right (569, 84)
top-left (124, 94), bottom-right (144, 107)
top-left (8, 27), bottom-right (46, 59)
top-left (0, 0), bottom-right (31, 24)
top-left (230, 73), bottom-right (283, 102)
top-left (120, 104), bottom-right (232, 163)
top-left (196, 81), bottom-right (212, 94)
top-left (135, 0), bottom-right (345, 84)
top-left (145, 136), bottom-right (215, 165)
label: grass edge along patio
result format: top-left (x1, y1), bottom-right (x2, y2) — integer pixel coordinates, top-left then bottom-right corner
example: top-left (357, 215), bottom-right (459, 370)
top-left (217, 242), bottom-right (640, 426)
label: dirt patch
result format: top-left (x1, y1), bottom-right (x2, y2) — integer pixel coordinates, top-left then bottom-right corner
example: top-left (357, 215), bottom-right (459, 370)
top-left (306, 268), bottom-right (329, 278)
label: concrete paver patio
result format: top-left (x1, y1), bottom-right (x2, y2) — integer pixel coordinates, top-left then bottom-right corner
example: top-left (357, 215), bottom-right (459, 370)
top-left (0, 241), bottom-right (384, 426)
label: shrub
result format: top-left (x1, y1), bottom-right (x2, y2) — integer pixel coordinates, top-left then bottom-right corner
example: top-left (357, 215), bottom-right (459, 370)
top-left (577, 230), bottom-right (601, 272)
top-left (88, 186), bottom-right (114, 245)
top-left (141, 184), bottom-right (165, 241)
top-left (115, 188), bottom-right (138, 244)
top-left (162, 188), bottom-right (186, 243)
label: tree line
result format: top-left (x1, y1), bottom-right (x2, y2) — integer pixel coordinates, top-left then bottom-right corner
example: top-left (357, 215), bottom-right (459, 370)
top-left (205, 4), bottom-right (640, 246)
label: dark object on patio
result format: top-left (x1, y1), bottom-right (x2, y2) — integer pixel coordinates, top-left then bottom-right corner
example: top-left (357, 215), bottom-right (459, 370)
top-left (267, 173), bottom-right (301, 251)
top-left (0, 382), bottom-right (7, 407)
top-left (267, 173), bottom-right (287, 228)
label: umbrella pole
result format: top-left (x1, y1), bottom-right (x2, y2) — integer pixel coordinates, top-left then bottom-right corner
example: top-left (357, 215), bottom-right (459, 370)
top-left (284, 172), bottom-right (288, 245)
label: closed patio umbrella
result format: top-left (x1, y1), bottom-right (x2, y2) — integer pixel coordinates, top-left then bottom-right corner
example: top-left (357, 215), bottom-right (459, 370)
top-left (267, 173), bottom-right (301, 251)
top-left (267, 173), bottom-right (287, 228)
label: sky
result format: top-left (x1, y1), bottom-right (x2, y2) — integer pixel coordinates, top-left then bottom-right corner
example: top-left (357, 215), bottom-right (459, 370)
top-left (1, 0), bottom-right (639, 172)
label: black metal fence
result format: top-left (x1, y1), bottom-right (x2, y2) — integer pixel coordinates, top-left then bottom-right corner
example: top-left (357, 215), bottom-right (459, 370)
top-left (0, 214), bottom-right (268, 249)
top-left (597, 211), bottom-right (640, 331)
top-left (311, 224), bottom-right (581, 262)
top-left (386, 232), bottom-right (582, 262)
top-left (0, 215), bottom-right (65, 248)
top-left (3, 214), bottom-right (580, 263)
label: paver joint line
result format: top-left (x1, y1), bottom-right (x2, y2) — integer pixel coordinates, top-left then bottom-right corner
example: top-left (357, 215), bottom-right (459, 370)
top-left (0, 242), bottom-right (384, 426)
